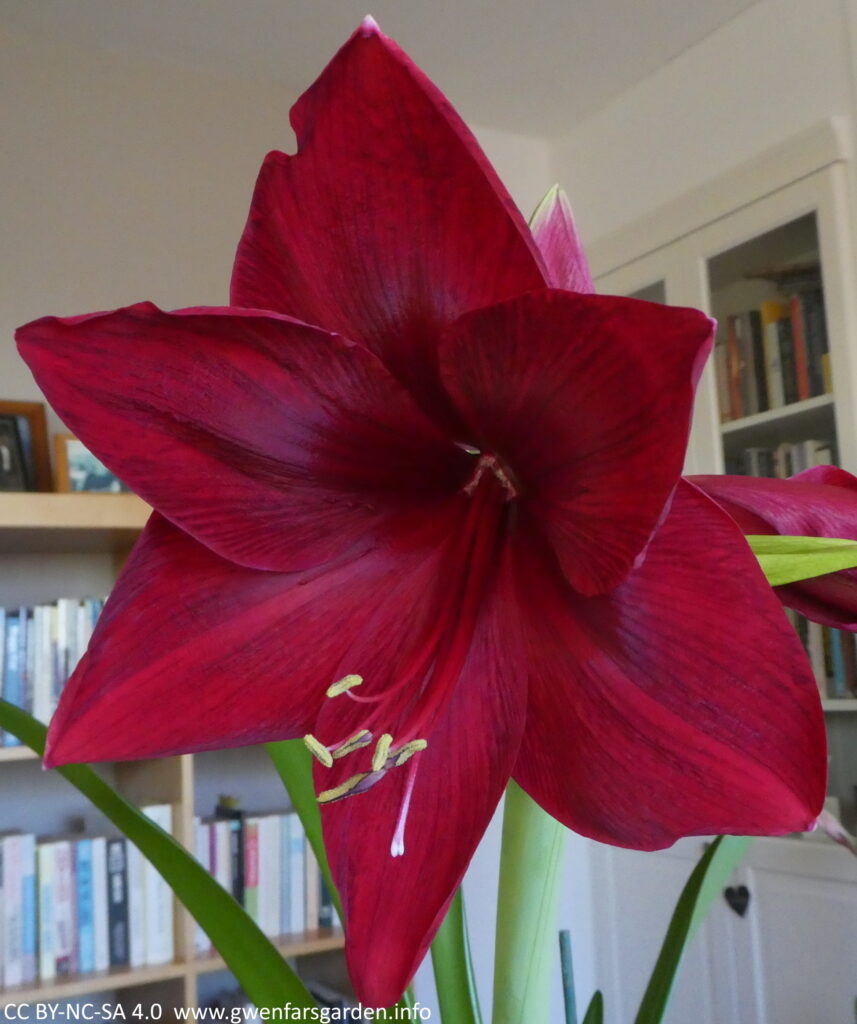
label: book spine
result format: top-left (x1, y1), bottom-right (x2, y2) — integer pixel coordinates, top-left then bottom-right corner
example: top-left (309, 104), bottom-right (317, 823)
top-left (142, 804), bottom-right (174, 966)
top-left (91, 836), bottom-right (109, 973)
top-left (259, 816), bottom-right (281, 938)
top-left (304, 839), bottom-right (320, 932)
top-left (106, 838), bottom-right (130, 968)
top-left (126, 839), bottom-right (145, 968)
top-left (4, 613), bottom-right (22, 746)
top-left (37, 842), bottom-right (56, 982)
top-left (288, 813), bottom-right (305, 935)
top-left (737, 313), bottom-right (758, 415)
top-left (53, 840), bottom-right (76, 977)
top-left (319, 876), bottom-right (334, 930)
top-left (777, 314), bottom-right (797, 405)
top-left (748, 310), bottom-right (768, 412)
top-left (20, 834), bottom-right (36, 985)
top-left (279, 815), bottom-right (291, 937)
top-left (75, 838), bottom-right (95, 974)
top-left (725, 315), bottom-right (743, 419)
top-left (2, 835), bottom-right (24, 988)
top-left (790, 294), bottom-right (810, 401)
top-left (193, 819), bottom-right (212, 955)
top-left (243, 817), bottom-right (260, 924)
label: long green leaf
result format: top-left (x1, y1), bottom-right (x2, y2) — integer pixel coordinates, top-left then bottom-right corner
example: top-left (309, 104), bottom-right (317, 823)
top-left (266, 739), bottom-right (343, 922)
top-left (748, 534), bottom-right (857, 586)
top-left (493, 781), bottom-right (568, 1024)
top-left (0, 702), bottom-right (315, 1011)
top-left (431, 887), bottom-right (483, 1024)
top-left (634, 836), bottom-right (751, 1024)
top-left (581, 991), bottom-right (604, 1024)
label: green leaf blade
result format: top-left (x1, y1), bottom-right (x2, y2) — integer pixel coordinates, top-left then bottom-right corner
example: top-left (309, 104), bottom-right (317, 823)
top-left (748, 534), bottom-right (857, 586)
top-left (431, 887), bottom-right (483, 1024)
top-left (634, 836), bottom-right (751, 1024)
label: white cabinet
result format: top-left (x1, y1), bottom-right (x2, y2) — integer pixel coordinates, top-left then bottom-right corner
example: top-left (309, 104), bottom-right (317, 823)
top-left (583, 119), bottom-right (857, 1021)
top-left (592, 838), bottom-right (857, 1024)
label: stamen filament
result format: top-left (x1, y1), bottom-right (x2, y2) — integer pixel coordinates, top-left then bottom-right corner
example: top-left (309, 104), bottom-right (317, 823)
top-left (303, 734), bottom-right (333, 768)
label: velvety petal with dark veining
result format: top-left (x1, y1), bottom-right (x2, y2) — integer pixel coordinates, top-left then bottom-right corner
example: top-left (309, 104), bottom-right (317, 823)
top-left (439, 289), bottom-right (715, 595)
top-left (45, 508), bottom-right (465, 767)
top-left (230, 18), bottom-right (546, 422)
top-left (312, 507), bottom-right (526, 1007)
top-left (512, 481), bottom-right (826, 848)
top-left (17, 303), bottom-right (466, 572)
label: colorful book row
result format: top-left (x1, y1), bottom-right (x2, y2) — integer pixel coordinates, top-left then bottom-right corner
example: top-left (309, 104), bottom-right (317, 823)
top-left (724, 438), bottom-right (834, 478)
top-left (192, 809), bottom-right (339, 957)
top-left (1, 597), bottom-right (104, 746)
top-left (715, 288), bottom-right (830, 423)
top-left (0, 805), bottom-right (173, 991)
top-left (786, 612), bottom-right (857, 700)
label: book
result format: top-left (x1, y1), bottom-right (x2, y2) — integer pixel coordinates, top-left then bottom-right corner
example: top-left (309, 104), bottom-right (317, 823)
top-left (193, 818), bottom-right (212, 955)
top-left (287, 813), bottom-right (306, 935)
top-left (215, 795), bottom-right (245, 907)
top-left (75, 837), bottom-right (96, 974)
top-left (258, 815), bottom-right (282, 938)
top-left (52, 839), bottom-right (77, 977)
top-left (243, 817), bottom-right (260, 925)
top-left (37, 842), bottom-right (56, 981)
top-left (91, 836), bottom-right (109, 972)
top-left (142, 804), bottom-right (175, 966)
top-left (3, 612), bottom-right (23, 746)
top-left (760, 300), bottom-right (788, 409)
top-left (106, 837), bottom-right (130, 968)
top-left (2, 833), bottom-right (25, 987)
top-left (126, 838), bottom-right (146, 968)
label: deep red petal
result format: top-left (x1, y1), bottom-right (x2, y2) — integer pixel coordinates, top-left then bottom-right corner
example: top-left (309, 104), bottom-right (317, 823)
top-left (530, 187), bottom-right (594, 293)
top-left (440, 290), bottom-right (715, 595)
top-left (692, 469), bottom-right (857, 628)
top-left (17, 303), bottom-right (466, 572)
top-left (314, 536), bottom-right (526, 1007)
top-left (513, 480), bottom-right (826, 848)
top-left (44, 512), bottom-right (458, 767)
top-left (230, 19), bottom-right (546, 421)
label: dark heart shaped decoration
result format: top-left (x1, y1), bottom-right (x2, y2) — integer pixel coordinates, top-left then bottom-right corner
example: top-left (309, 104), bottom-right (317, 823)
top-left (723, 885), bottom-right (751, 917)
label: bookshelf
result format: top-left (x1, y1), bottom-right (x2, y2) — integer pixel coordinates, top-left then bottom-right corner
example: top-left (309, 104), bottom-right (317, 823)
top-left (0, 492), bottom-right (344, 1011)
top-left (591, 119), bottom-right (857, 830)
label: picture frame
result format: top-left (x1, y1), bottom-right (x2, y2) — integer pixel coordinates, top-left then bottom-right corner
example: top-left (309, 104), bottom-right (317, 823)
top-left (0, 401), bottom-right (52, 491)
top-left (53, 434), bottom-right (130, 494)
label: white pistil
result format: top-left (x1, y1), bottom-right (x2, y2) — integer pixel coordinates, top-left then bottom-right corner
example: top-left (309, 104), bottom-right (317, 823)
top-left (390, 759), bottom-right (419, 858)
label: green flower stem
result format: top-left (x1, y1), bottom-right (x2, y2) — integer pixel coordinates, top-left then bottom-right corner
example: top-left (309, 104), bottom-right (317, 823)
top-left (0, 701), bottom-right (315, 1011)
top-left (431, 887), bottom-right (483, 1024)
top-left (493, 781), bottom-right (568, 1024)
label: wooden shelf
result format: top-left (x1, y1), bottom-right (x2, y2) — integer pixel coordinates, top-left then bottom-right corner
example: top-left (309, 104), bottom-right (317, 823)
top-left (0, 961), bottom-right (187, 1006)
top-left (0, 493), bottom-right (150, 553)
top-left (821, 698), bottom-right (857, 712)
top-left (0, 745), bottom-right (39, 763)
top-left (720, 393), bottom-right (835, 446)
top-left (192, 929), bottom-right (345, 976)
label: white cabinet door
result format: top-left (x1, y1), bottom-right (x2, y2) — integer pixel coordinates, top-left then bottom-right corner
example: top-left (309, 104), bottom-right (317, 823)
top-left (590, 839), bottom-right (742, 1024)
top-left (741, 840), bottom-right (857, 1024)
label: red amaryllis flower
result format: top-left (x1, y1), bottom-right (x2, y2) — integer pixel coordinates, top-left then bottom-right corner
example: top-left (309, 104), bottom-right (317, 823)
top-left (17, 19), bottom-right (826, 1008)
top-left (692, 467), bottom-right (857, 629)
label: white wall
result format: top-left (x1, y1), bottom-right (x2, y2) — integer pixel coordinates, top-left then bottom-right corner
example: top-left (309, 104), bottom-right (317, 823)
top-left (551, 0), bottom-right (856, 245)
top-left (1, 25), bottom-right (550, 427)
top-left (2, 22), bottom-right (598, 1021)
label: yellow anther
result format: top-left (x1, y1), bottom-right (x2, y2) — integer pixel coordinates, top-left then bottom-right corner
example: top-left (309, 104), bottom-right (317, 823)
top-left (317, 772), bottom-right (370, 804)
top-left (394, 739), bottom-right (428, 767)
top-left (326, 674), bottom-right (363, 698)
top-left (303, 734), bottom-right (333, 768)
top-left (372, 733), bottom-right (394, 772)
top-left (332, 729), bottom-right (372, 759)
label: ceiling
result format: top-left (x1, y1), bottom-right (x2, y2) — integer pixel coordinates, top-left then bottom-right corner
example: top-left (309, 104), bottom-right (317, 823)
top-left (2, 0), bottom-right (763, 135)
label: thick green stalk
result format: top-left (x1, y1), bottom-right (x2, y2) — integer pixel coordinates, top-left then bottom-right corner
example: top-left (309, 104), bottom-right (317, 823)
top-left (431, 887), bottom-right (483, 1024)
top-left (493, 781), bottom-right (568, 1024)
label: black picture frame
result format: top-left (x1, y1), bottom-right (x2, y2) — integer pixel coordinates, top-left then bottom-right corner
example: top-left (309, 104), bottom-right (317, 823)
top-left (0, 415), bottom-right (28, 491)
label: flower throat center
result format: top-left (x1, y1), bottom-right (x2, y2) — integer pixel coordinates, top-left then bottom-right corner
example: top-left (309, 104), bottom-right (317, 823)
top-left (461, 449), bottom-right (518, 500)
